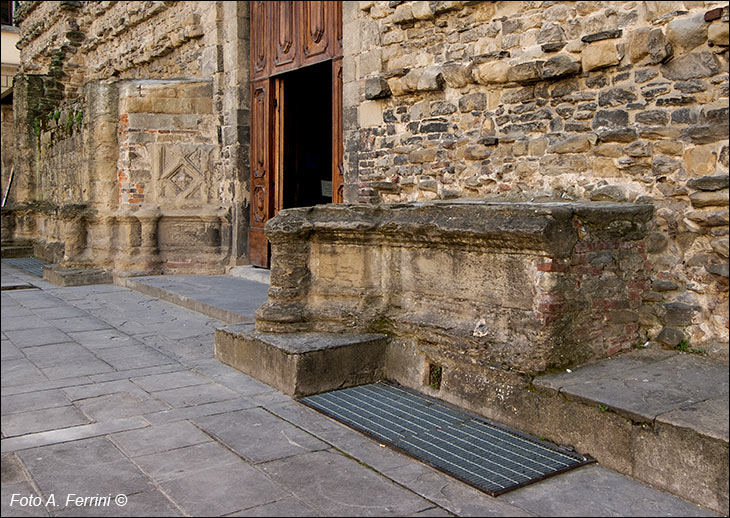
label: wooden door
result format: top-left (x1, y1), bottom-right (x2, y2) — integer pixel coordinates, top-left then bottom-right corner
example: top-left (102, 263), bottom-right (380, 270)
top-left (249, 1), bottom-right (343, 267)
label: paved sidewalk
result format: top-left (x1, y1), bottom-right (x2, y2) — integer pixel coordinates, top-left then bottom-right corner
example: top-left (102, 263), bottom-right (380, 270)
top-left (0, 263), bottom-right (718, 517)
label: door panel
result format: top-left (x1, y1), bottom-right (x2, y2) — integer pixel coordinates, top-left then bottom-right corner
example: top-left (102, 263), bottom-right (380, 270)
top-left (251, 1), bottom-right (270, 80)
top-left (272, 1), bottom-right (299, 74)
top-left (301, 1), bottom-right (330, 65)
top-left (249, 79), bottom-right (273, 267)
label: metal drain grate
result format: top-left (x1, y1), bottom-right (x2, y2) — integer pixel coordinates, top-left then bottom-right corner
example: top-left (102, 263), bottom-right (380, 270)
top-left (300, 382), bottom-right (594, 496)
top-left (2, 257), bottom-right (50, 278)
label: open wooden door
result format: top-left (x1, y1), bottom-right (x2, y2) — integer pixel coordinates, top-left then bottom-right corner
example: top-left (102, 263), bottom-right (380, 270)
top-left (248, 1), bottom-right (343, 267)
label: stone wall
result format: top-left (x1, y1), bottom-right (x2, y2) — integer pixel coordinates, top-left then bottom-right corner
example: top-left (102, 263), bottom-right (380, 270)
top-left (6, 1), bottom-right (251, 272)
top-left (343, 1), bottom-right (729, 358)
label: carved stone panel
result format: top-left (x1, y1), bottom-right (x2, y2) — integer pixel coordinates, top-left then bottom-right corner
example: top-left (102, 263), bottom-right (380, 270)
top-left (153, 145), bottom-right (213, 206)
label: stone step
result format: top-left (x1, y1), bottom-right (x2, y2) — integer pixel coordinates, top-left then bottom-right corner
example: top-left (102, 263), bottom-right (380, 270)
top-left (0, 244), bottom-right (34, 258)
top-left (214, 324), bottom-right (388, 397)
top-left (43, 264), bottom-right (113, 287)
top-left (528, 350), bottom-right (728, 515)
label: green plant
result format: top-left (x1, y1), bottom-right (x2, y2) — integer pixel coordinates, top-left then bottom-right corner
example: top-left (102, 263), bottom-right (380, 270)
top-left (75, 110), bottom-right (83, 125)
top-left (675, 338), bottom-right (690, 352)
top-left (598, 403), bottom-right (608, 412)
top-left (429, 364), bottom-right (442, 390)
top-left (52, 110), bottom-right (61, 121)
top-left (32, 118), bottom-right (41, 136)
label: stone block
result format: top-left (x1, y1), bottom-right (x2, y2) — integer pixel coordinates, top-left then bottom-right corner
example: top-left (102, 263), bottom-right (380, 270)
top-left (542, 54), bottom-right (581, 80)
top-left (359, 100), bottom-right (383, 127)
top-left (364, 77), bottom-right (391, 99)
top-left (582, 41), bottom-right (620, 72)
top-left (473, 60), bottom-right (509, 84)
top-left (412, 1), bottom-right (434, 20)
top-left (709, 22), bottom-right (729, 46)
top-left (441, 63), bottom-right (472, 87)
top-left (690, 190), bottom-right (729, 208)
top-left (417, 66), bottom-right (444, 91)
top-left (214, 324), bottom-right (388, 397)
top-left (687, 175), bottom-right (729, 192)
top-left (458, 92), bottom-right (486, 112)
top-left (666, 14), bottom-right (708, 52)
top-left (507, 61), bottom-right (544, 84)
top-left (43, 265), bottom-right (113, 287)
top-left (661, 52), bottom-right (720, 80)
top-left (547, 134), bottom-right (593, 154)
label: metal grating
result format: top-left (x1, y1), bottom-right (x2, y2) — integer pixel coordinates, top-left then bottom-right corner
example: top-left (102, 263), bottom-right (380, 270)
top-left (300, 382), bottom-right (594, 496)
top-left (2, 257), bottom-right (50, 278)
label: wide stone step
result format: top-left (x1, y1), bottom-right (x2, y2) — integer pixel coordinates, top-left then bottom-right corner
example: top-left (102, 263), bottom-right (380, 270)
top-left (1, 245), bottom-right (34, 258)
top-left (530, 350), bottom-right (728, 515)
top-left (214, 324), bottom-right (388, 397)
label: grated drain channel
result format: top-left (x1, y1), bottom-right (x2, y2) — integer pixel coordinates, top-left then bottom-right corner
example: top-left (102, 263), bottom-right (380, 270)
top-left (300, 382), bottom-right (594, 496)
top-left (2, 257), bottom-right (50, 278)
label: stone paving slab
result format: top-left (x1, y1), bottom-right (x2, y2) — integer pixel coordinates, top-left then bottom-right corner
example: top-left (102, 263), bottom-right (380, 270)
top-left (1, 417), bottom-right (150, 453)
top-left (109, 421), bottom-right (212, 458)
top-left (260, 449), bottom-right (435, 516)
top-left (119, 274), bottom-right (269, 324)
top-left (503, 465), bottom-right (715, 517)
top-left (194, 407), bottom-right (330, 464)
top-left (535, 352), bottom-right (730, 426)
top-left (17, 437), bottom-right (156, 512)
top-left (1, 406), bottom-right (91, 437)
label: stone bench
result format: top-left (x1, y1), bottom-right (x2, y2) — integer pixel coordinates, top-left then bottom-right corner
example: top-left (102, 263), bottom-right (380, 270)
top-left (254, 201), bottom-right (653, 380)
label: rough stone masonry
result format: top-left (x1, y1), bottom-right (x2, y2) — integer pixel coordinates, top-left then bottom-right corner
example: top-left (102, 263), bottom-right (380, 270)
top-left (343, 1), bottom-right (729, 358)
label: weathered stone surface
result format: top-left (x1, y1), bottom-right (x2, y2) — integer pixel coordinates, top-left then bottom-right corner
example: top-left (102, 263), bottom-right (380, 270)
top-left (473, 60), bottom-right (509, 84)
top-left (656, 327), bottom-right (685, 347)
top-left (581, 29), bottom-right (622, 43)
top-left (258, 202), bottom-right (652, 376)
top-left (706, 263), bottom-right (729, 278)
top-left (543, 54), bottom-right (581, 80)
top-left (364, 77), bottom-right (391, 99)
top-left (507, 61), bottom-right (544, 84)
top-left (629, 28), bottom-right (672, 64)
top-left (708, 22), bottom-right (730, 46)
top-left (417, 66), bottom-right (444, 91)
top-left (441, 63), bottom-right (472, 87)
top-left (408, 148), bottom-right (438, 163)
top-left (662, 52), bottom-right (721, 80)
top-left (582, 41), bottom-right (620, 72)
top-left (687, 175), bottom-right (730, 192)
top-left (458, 92), bottom-right (486, 112)
top-left (660, 302), bottom-right (698, 326)
top-left (598, 87), bottom-right (638, 107)
top-left (215, 324), bottom-right (388, 397)
top-left (548, 134), bottom-right (593, 154)
top-left (690, 190), bottom-right (730, 208)
top-left (666, 14), bottom-right (708, 52)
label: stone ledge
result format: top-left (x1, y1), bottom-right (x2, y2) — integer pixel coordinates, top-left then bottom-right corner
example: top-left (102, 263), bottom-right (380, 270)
top-left (42, 264), bottom-right (113, 287)
top-left (214, 324), bottom-right (388, 397)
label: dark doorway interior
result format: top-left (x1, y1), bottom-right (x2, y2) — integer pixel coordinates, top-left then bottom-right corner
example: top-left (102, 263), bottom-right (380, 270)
top-left (280, 61), bottom-right (333, 209)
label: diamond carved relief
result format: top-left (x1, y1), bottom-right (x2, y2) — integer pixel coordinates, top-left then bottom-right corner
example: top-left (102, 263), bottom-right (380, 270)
top-left (155, 146), bottom-right (212, 204)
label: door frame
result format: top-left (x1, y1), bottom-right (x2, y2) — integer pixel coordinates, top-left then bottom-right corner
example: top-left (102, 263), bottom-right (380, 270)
top-left (248, 1), bottom-right (343, 267)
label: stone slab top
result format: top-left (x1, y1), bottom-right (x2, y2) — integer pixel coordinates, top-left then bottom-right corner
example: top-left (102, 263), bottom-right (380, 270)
top-left (218, 324), bottom-right (387, 355)
top-left (266, 201), bottom-right (654, 257)
top-left (126, 274), bottom-right (269, 320)
top-left (534, 350), bottom-right (730, 439)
